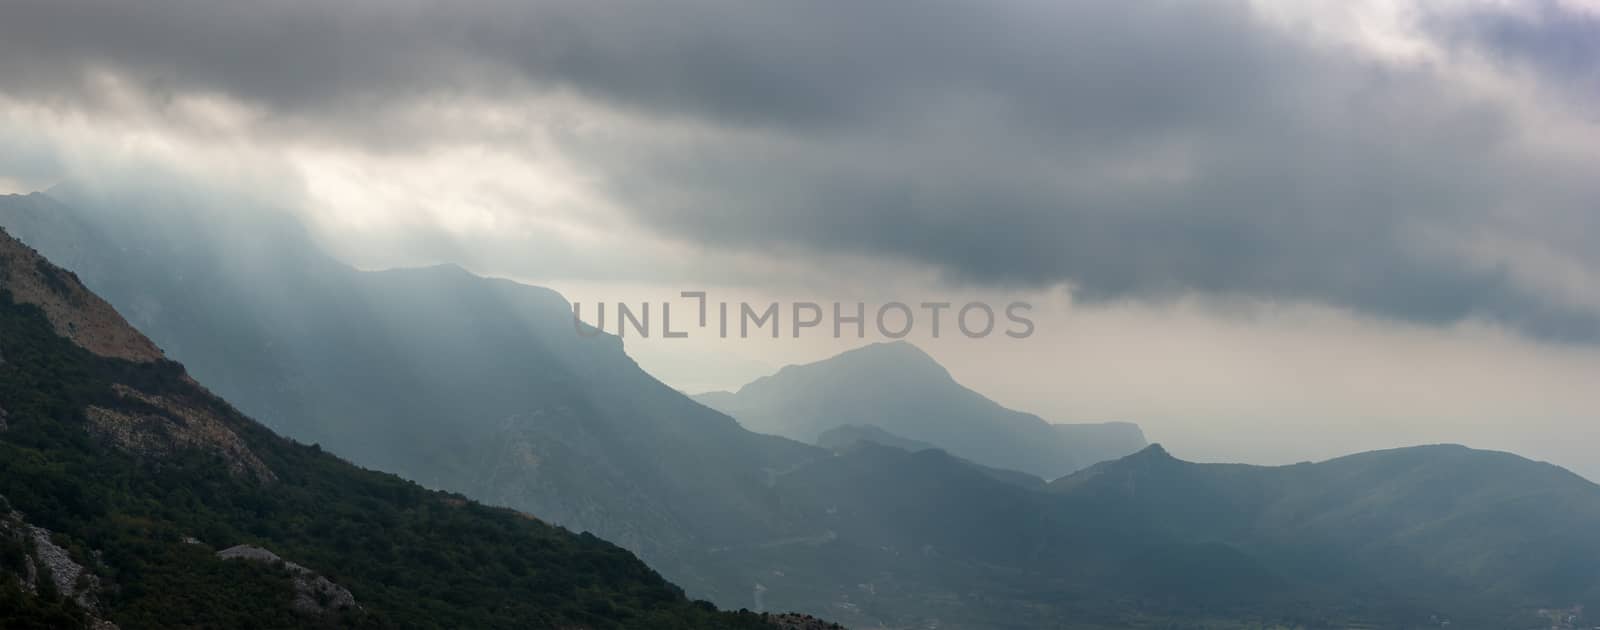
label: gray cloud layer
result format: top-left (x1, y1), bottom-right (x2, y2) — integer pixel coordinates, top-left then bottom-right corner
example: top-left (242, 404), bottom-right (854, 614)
top-left (2, 0), bottom-right (1598, 342)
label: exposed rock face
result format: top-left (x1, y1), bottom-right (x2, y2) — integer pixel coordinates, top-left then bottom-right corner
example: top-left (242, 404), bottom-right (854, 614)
top-left (24, 525), bottom-right (100, 609)
top-left (0, 226), bottom-right (162, 363)
top-left (217, 545), bottom-right (359, 616)
top-left (0, 218), bottom-right (841, 629)
top-left (3, 195), bottom-right (832, 612)
top-left (1, 228), bottom-right (272, 483)
top-left (85, 384), bottom-right (275, 482)
top-left (0, 501), bottom-right (120, 629)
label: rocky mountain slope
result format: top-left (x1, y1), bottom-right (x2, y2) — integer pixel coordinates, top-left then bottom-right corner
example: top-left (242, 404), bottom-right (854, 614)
top-left (0, 501), bottom-right (118, 629)
top-left (0, 225), bottom-right (804, 629)
top-left (0, 191), bottom-right (829, 606)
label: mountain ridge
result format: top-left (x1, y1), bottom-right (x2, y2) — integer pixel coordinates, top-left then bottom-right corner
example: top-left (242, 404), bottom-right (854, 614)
top-left (0, 191), bottom-right (835, 609)
top-left (0, 224), bottom-right (807, 629)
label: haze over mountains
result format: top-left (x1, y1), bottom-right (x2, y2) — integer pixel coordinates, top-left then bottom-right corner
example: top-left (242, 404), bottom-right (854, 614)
top-left (5, 0), bottom-right (1600, 627)
top-left (6, 191), bottom-right (1600, 629)
top-left (775, 438), bottom-right (1600, 627)
top-left (1050, 443), bottom-right (1600, 618)
top-left (0, 224), bottom-right (818, 629)
top-left (0, 190), bottom-right (830, 600)
top-left (697, 341), bottom-right (1148, 479)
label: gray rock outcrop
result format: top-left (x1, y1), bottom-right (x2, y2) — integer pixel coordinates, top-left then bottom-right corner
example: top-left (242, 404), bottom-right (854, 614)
top-left (217, 545), bottom-right (359, 615)
top-left (0, 501), bottom-right (119, 629)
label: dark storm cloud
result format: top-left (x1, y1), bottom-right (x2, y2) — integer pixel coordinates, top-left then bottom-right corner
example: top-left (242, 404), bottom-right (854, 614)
top-left (1427, 0), bottom-right (1600, 88)
top-left (1, 0), bottom-right (1597, 341)
top-left (0, 0), bottom-right (1291, 134)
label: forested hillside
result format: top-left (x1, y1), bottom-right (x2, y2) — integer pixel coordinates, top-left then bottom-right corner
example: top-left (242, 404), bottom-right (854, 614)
top-left (0, 226), bottom-right (795, 629)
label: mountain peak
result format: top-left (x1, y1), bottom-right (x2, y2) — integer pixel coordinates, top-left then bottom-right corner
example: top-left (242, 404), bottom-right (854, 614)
top-left (811, 340), bottom-right (948, 378)
top-left (419, 261), bottom-right (473, 275)
top-left (738, 341), bottom-right (951, 396)
top-left (854, 339), bottom-right (931, 357)
top-left (0, 227), bottom-right (163, 362)
top-left (1088, 443), bottom-right (1178, 473)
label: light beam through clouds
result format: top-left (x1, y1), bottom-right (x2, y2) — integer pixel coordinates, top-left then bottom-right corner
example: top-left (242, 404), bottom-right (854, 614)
top-left (2, 0), bottom-right (1598, 476)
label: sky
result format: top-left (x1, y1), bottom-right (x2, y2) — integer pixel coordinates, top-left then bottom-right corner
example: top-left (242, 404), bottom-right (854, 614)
top-left (1, 0), bottom-right (1598, 476)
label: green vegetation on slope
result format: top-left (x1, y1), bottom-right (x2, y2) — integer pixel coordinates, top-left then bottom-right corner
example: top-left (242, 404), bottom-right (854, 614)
top-left (0, 283), bottom-right (776, 629)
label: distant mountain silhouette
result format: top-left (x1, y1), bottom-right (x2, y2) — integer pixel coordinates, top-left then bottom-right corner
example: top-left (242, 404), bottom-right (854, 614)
top-left (768, 439), bottom-right (1600, 627)
top-left (1052, 442), bottom-right (1600, 610)
top-left (698, 341), bottom-right (1149, 479)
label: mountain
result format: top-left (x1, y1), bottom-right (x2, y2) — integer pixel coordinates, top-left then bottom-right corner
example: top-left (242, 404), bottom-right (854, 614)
top-left (1053, 421), bottom-right (1148, 469)
top-left (0, 191), bottom-right (831, 606)
top-left (759, 438), bottom-right (1600, 627)
top-left (1049, 443), bottom-right (1600, 624)
top-left (698, 341), bottom-right (1147, 479)
top-left (709, 347), bottom-right (1151, 480)
top-left (11, 191), bottom-right (1600, 629)
top-left (0, 190), bottom-right (1075, 626)
top-left (0, 225), bottom-right (807, 629)
top-left (753, 439), bottom-right (1296, 627)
